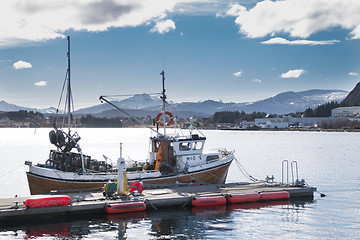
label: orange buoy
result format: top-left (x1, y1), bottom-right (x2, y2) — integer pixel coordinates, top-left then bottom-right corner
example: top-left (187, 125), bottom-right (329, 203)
top-left (105, 202), bottom-right (146, 214)
top-left (25, 195), bottom-right (71, 209)
top-left (155, 111), bottom-right (174, 127)
top-left (260, 191), bottom-right (290, 201)
top-left (227, 193), bottom-right (261, 204)
top-left (192, 196), bottom-right (227, 207)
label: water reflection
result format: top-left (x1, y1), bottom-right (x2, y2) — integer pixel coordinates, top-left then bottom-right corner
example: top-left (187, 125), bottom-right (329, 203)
top-left (0, 199), bottom-right (315, 239)
top-left (25, 223), bottom-right (70, 238)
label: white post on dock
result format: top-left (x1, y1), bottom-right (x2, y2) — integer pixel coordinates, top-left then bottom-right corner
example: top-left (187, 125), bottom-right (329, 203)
top-left (117, 143), bottom-right (125, 195)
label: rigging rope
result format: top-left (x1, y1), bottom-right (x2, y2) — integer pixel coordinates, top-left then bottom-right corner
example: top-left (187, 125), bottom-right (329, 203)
top-left (163, 99), bottom-right (206, 137)
top-left (70, 90), bottom-right (77, 129)
top-left (101, 93), bottom-right (162, 100)
top-left (55, 70), bottom-right (68, 126)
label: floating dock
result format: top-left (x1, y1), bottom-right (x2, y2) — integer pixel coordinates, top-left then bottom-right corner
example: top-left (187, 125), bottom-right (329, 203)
top-left (0, 182), bottom-right (316, 224)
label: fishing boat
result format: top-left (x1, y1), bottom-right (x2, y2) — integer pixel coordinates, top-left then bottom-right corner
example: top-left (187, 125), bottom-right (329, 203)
top-left (25, 37), bottom-right (235, 195)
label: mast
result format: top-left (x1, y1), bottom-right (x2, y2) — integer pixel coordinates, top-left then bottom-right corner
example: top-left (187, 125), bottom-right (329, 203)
top-left (67, 36), bottom-right (71, 135)
top-left (160, 70), bottom-right (166, 136)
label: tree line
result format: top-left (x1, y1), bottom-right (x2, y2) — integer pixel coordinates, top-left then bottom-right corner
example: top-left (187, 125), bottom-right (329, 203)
top-left (209, 111), bottom-right (275, 124)
top-left (303, 101), bottom-right (344, 117)
top-left (0, 110), bottom-right (43, 121)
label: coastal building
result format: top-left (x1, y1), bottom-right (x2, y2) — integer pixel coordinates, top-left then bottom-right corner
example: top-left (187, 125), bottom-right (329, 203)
top-left (264, 119), bottom-right (288, 129)
top-left (253, 116), bottom-right (356, 129)
top-left (331, 107), bottom-right (360, 117)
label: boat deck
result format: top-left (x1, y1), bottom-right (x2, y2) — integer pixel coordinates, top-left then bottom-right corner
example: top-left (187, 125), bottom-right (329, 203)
top-left (0, 182), bottom-right (316, 224)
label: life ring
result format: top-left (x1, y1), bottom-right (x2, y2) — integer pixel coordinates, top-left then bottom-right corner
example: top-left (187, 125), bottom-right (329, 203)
top-left (155, 111), bottom-right (174, 127)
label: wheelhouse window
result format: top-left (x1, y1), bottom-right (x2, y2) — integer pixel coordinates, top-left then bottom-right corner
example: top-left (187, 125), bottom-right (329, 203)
top-left (193, 141), bottom-right (203, 150)
top-left (179, 142), bottom-right (192, 151)
top-left (152, 141), bottom-right (159, 152)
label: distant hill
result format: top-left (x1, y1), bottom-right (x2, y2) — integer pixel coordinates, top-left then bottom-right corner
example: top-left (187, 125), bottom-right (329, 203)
top-left (341, 82), bottom-right (360, 106)
top-left (163, 90), bottom-right (347, 115)
top-left (90, 89), bottom-right (348, 117)
top-left (0, 100), bottom-right (58, 114)
top-left (75, 94), bottom-right (163, 115)
top-left (0, 89), bottom-right (349, 117)
top-left (239, 89), bottom-right (348, 114)
top-left (0, 100), bottom-right (29, 112)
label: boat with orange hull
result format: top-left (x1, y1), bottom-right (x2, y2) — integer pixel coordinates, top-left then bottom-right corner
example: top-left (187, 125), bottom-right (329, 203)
top-left (25, 37), bottom-right (234, 195)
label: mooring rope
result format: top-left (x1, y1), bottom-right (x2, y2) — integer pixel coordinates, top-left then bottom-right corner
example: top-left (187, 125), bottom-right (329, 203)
top-left (145, 198), bottom-right (158, 210)
top-left (0, 163), bottom-right (24, 179)
top-left (234, 157), bottom-right (258, 182)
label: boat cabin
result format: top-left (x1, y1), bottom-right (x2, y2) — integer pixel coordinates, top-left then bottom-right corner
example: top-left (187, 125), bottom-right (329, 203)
top-left (150, 134), bottom-right (208, 174)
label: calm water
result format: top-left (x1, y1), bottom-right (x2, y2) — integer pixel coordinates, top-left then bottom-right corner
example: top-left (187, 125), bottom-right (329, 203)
top-left (0, 128), bottom-right (359, 239)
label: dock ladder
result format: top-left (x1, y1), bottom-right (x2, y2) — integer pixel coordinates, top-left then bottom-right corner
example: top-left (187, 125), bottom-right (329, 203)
top-left (282, 160), bottom-right (302, 185)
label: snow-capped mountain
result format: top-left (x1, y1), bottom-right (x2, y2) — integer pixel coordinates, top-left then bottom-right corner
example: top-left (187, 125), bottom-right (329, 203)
top-left (93, 89), bottom-right (348, 117)
top-left (0, 89), bottom-right (349, 116)
top-left (0, 100), bottom-right (58, 114)
top-left (75, 94), bottom-right (163, 115)
top-left (0, 100), bottom-right (41, 113)
top-left (239, 89), bottom-right (349, 114)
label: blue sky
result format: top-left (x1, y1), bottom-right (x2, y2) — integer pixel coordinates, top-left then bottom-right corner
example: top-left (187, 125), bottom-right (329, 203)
top-left (1, 0), bottom-right (360, 109)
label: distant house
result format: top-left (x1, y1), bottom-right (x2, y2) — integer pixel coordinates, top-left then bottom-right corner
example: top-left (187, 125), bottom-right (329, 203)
top-left (331, 107), bottom-right (360, 117)
top-left (240, 120), bottom-right (256, 128)
top-left (1, 117), bottom-right (10, 123)
top-left (265, 119), bottom-right (288, 129)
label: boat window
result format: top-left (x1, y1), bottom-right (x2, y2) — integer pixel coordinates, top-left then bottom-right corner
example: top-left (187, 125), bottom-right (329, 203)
top-left (152, 141), bottom-right (160, 152)
top-left (179, 142), bottom-right (192, 151)
top-left (206, 155), bottom-right (219, 162)
top-left (193, 141), bottom-right (203, 150)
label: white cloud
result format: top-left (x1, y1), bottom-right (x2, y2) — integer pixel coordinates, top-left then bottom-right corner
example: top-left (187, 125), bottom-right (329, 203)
top-left (0, 0), bottom-right (209, 47)
top-left (226, 1), bottom-right (360, 39)
top-left (262, 37), bottom-right (340, 46)
top-left (35, 81), bottom-right (47, 87)
top-left (252, 79), bottom-right (262, 83)
top-left (233, 71), bottom-right (242, 77)
top-left (226, 3), bottom-right (246, 17)
top-left (349, 72), bottom-right (358, 76)
top-left (151, 19), bottom-right (176, 34)
top-left (281, 69), bottom-right (305, 78)
top-left (13, 60), bottom-right (32, 69)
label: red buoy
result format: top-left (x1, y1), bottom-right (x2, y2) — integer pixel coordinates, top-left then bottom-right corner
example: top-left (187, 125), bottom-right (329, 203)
top-left (129, 181), bottom-right (144, 194)
top-left (227, 192), bottom-right (261, 204)
top-left (260, 191), bottom-right (290, 201)
top-left (105, 202), bottom-right (146, 214)
top-left (25, 195), bottom-right (71, 209)
top-left (192, 196), bottom-right (227, 207)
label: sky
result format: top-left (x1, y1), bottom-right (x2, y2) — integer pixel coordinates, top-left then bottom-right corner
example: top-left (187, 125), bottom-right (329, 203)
top-left (1, 0), bottom-right (360, 110)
